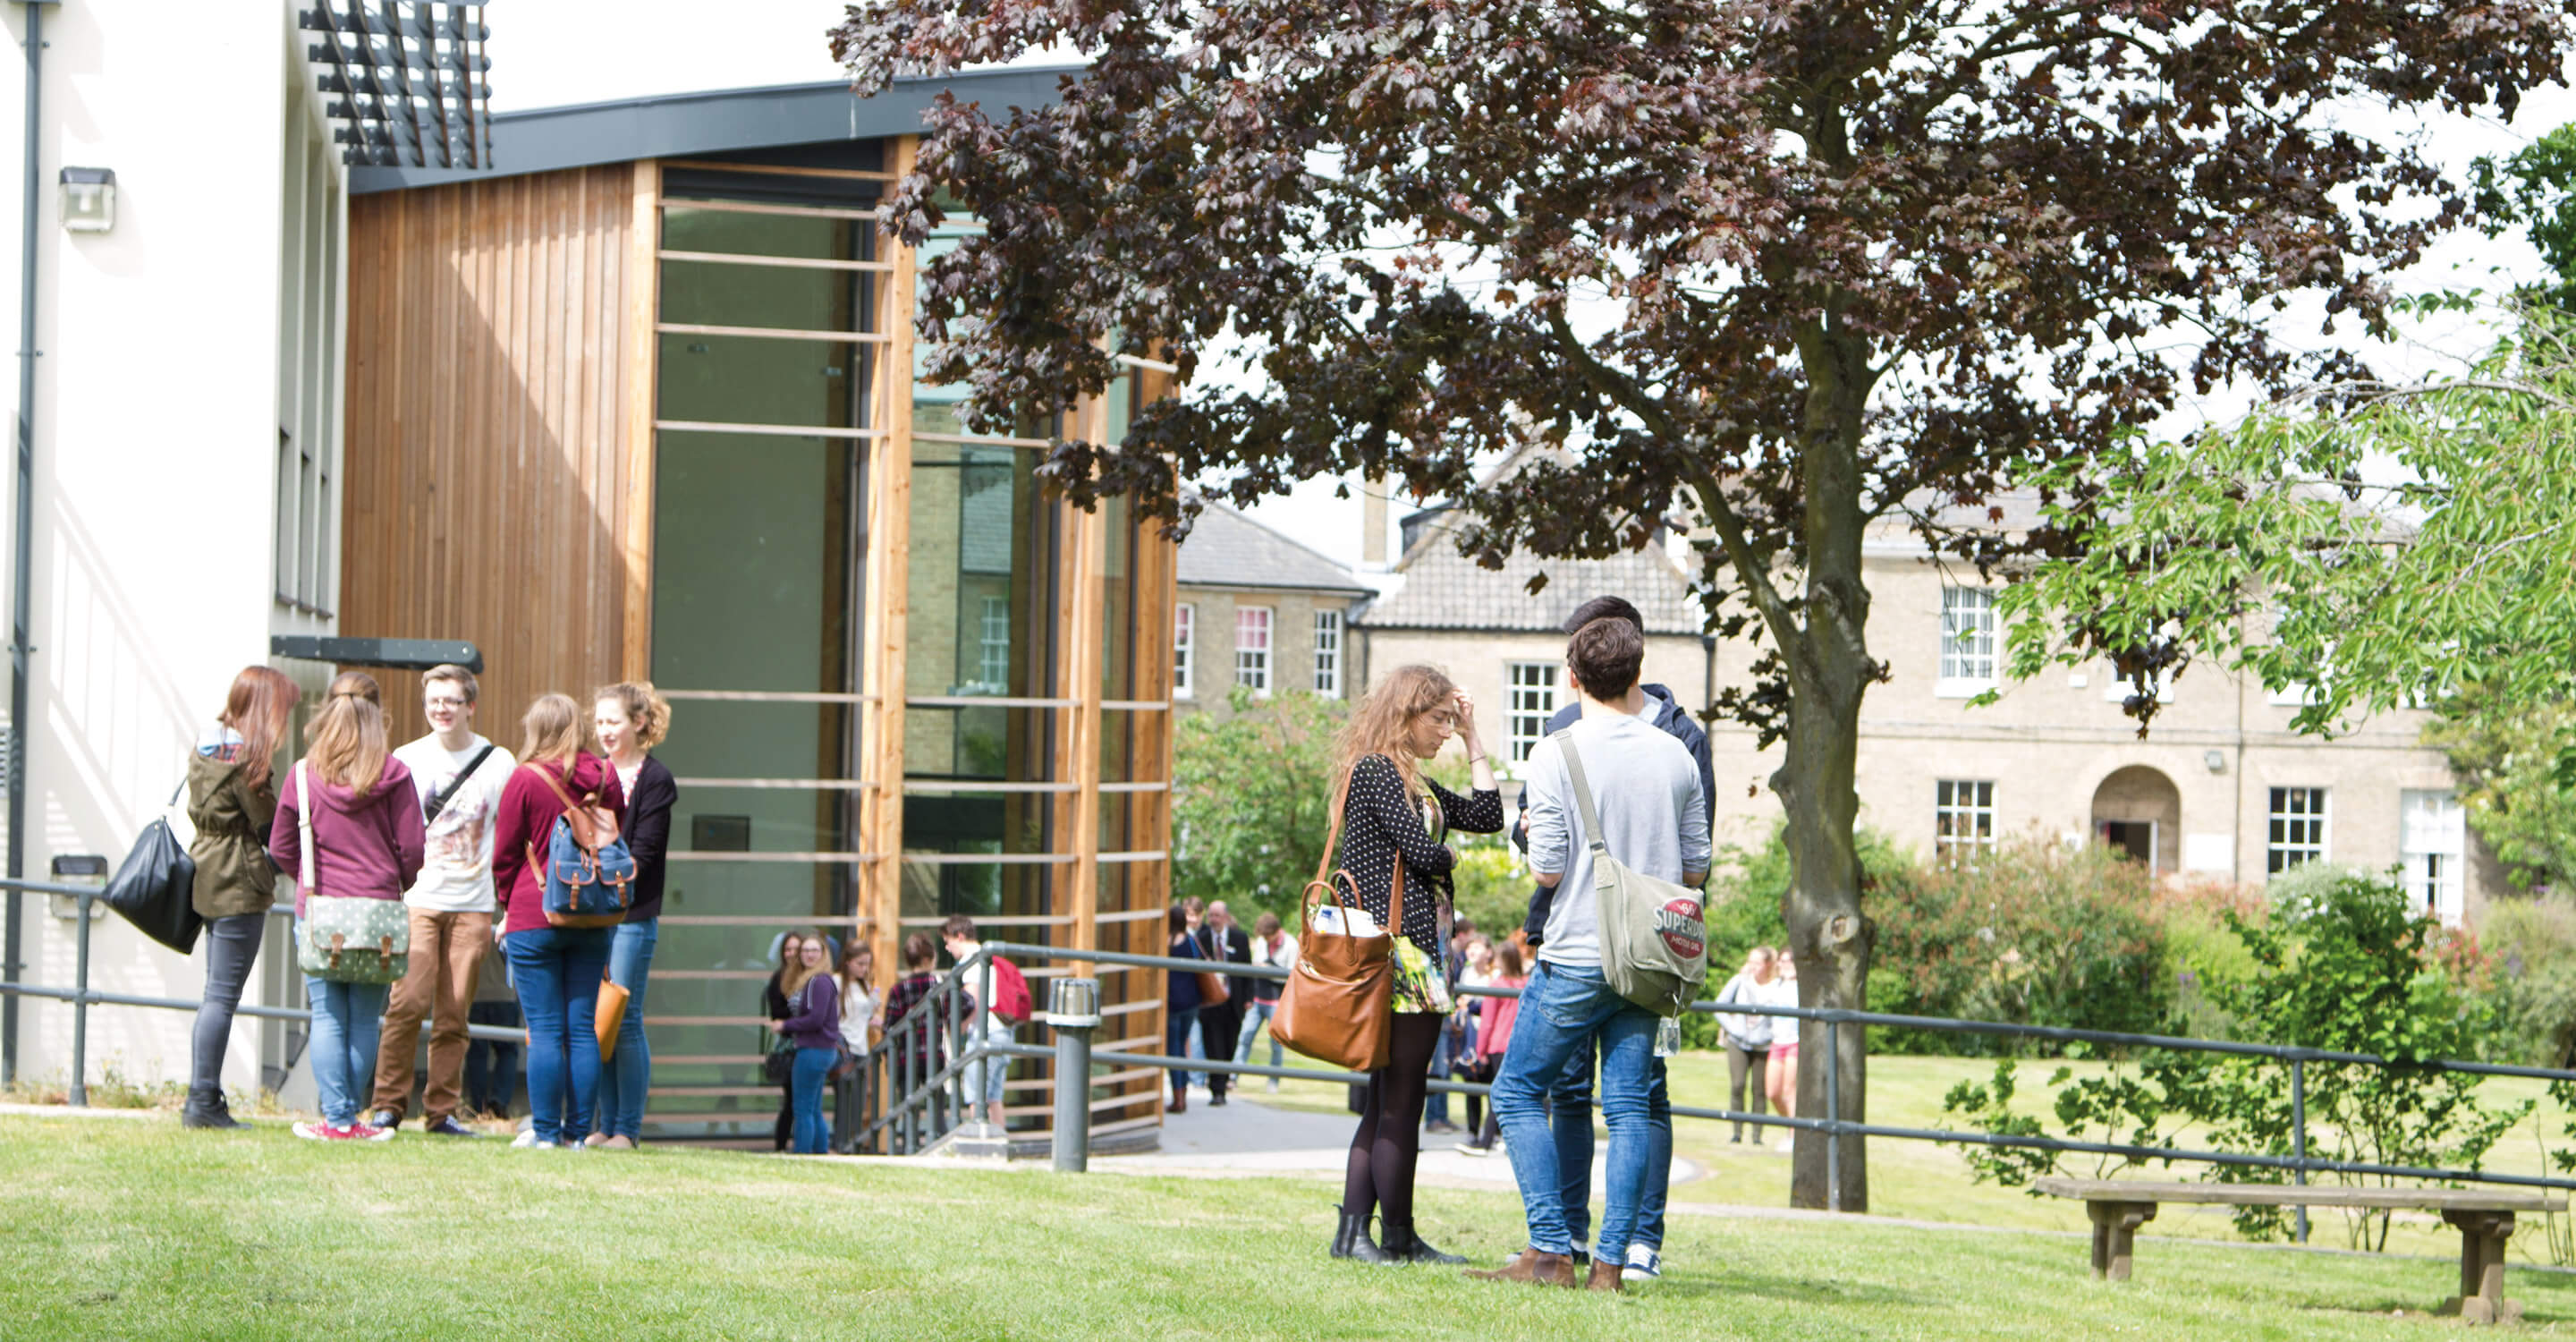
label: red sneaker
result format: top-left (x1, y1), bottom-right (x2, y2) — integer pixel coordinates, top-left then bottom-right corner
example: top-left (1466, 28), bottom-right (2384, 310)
top-left (346, 1121), bottom-right (394, 1142)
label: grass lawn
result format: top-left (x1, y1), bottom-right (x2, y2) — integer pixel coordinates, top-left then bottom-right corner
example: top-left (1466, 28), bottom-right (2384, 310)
top-left (1264, 1052), bottom-right (2576, 1261)
top-left (9, 1113), bottom-right (2576, 1339)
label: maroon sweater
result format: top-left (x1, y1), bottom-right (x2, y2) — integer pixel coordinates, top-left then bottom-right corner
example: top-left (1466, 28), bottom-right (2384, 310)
top-left (490, 753), bottom-right (629, 936)
top-left (267, 759), bottom-right (428, 919)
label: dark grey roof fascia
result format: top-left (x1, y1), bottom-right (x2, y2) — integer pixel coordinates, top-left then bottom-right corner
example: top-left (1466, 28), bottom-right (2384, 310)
top-left (349, 66), bottom-right (1083, 194)
top-left (1179, 575), bottom-right (1376, 597)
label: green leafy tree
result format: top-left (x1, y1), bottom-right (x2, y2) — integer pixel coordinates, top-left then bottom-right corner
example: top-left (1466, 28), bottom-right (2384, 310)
top-left (2424, 689), bottom-right (2576, 895)
top-left (835, 0), bottom-right (2572, 1210)
top-left (1171, 689), bottom-right (1346, 925)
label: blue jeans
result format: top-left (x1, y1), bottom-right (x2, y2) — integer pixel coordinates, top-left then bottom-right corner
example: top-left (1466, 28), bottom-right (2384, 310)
top-left (595, 919), bottom-right (657, 1140)
top-left (1551, 1041), bottom-right (1674, 1253)
top-left (963, 1022), bottom-right (1013, 1109)
top-left (1427, 1026), bottom-right (1456, 1125)
top-left (302, 973), bottom-right (390, 1127)
top-left (1490, 962), bottom-right (1659, 1261)
top-left (504, 925), bottom-right (614, 1145)
top-left (791, 1045), bottom-right (834, 1153)
top-left (1233, 999), bottom-right (1281, 1068)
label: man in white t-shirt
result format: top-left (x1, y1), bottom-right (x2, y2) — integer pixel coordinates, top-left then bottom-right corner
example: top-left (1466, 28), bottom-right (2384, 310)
top-left (368, 665), bottom-right (517, 1136)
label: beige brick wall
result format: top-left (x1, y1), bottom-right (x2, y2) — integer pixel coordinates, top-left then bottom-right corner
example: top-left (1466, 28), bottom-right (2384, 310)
top-left (1705, 553), bottom-right (2493, 922)
top-left (1173, 585), bottom-right (1363, 719)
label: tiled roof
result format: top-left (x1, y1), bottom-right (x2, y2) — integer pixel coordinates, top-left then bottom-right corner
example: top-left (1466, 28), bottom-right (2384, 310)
top-left (1176, 502), bottom-right (1373, 596)
top-left (1360, 511), bottom-right (1703, 634)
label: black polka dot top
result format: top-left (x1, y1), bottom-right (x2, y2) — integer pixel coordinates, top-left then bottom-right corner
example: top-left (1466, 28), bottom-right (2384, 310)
top-left (1335, 754), bottom-right (1504, 962)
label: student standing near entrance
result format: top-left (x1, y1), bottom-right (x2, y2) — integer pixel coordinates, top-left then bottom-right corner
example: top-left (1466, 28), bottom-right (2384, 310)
top-left (369, 665), bottom-right (513, 1137)
top-left (271, 673), bottom-right (427, 1142)
top-left (1469, 618), bottom-right (1707, 1292)
top-left (770, 930), bottom-right (840, 1155)
top-left (1195, 901), bottom-right (1250, 1108)
top-left (588, 682), bottom-right (675, 1149)
top-left (490, 694), bottom-right (627, 1151)
top-left (182, 666), bottom-right (301, 1131)
top-left (1327, 664), bottom-right (1502, 1268)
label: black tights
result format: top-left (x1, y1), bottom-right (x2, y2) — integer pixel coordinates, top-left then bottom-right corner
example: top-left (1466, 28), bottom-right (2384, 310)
top-left (1342, 1013), bottom-right (1444, 1227)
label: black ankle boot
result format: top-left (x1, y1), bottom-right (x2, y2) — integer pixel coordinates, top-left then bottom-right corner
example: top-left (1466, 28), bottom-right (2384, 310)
top-left (182, 1085), bottom-right (242, 1130)
top-left (1380, 1219), bottom-right (1466, 1266)
top-left (1332, 1206), bottom-right (1397, 1264)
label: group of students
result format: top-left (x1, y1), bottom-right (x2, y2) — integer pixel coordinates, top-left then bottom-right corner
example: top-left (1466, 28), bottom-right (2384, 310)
top-left (1314, 595), bottom-right (1717, 1293)
top-left (178, 663), bottom-right (675, 1148)
top-left (1162, 898), bottom-right (1298, 1111)
top-left (761, 916), bottom-right (1028, 1154)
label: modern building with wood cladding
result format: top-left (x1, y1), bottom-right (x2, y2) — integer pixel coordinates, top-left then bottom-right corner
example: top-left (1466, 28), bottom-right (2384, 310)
top-left (340, 72), bottom-right (1179, 1147)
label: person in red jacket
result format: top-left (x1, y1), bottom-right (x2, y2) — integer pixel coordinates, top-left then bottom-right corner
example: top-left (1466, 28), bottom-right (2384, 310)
top-left (490, 692), bottom-right (627, 1150)
top-left (269, 673), bottom-right (425, 1142)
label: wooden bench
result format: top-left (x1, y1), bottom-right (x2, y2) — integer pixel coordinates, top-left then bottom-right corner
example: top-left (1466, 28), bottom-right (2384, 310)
top-left (2034, 1176), bottom-right (2565, 1325)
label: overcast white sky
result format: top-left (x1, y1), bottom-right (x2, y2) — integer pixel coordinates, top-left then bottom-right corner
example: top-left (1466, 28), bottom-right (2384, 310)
top-left (495, 1), bottom-right (2576, 569)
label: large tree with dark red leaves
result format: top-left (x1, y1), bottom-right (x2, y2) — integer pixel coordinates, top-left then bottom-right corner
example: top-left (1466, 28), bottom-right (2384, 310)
top-left (832, 2), bottom-right (2572, 1209)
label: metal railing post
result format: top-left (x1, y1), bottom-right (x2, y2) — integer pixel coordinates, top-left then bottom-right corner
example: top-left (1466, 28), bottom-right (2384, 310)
top-left (2292, 1056), bottom-right (2309, 1244)
top-left (978, 952), bottom-right (995, 1131)
top-left (1824, 1011), bottom-right (1841, 1213)
top-left (67, 889), bottom-right (90, 1107)
top-left (1049, 977), bottom-right (1099, 1173)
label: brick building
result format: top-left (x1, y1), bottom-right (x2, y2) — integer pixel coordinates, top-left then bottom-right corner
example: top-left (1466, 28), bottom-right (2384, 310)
top-left (1174, 503), bottom-right (1374, 717)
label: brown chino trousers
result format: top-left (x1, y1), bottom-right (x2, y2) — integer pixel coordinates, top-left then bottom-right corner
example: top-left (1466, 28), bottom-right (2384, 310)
top-left (372, 908), bottom-right (492, 1122)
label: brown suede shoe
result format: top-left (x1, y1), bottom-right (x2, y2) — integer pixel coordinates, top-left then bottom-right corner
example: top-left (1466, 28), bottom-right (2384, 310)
top-left (1464, 1248), bottom-right (1577, 1287)
top-left (1584, 1259), bottom-right (1624, 1293)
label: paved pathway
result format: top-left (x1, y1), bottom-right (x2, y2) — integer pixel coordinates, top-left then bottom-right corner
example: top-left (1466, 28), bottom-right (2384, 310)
top-left (1094, 1092), bottom-right (1703, 1196)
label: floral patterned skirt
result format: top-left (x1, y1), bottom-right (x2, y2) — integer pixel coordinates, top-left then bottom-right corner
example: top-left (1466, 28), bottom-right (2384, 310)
top-left (1391, 937), bottom-right (1454, 1015)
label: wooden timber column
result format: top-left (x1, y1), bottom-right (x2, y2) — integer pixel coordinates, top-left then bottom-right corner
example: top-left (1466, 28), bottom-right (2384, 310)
top-left (1057, 390), bottom-right (1110, 956)
top-left (859, 135), bottom-right (920, 980)
top-left (619, 160), bottom-right (663, 679)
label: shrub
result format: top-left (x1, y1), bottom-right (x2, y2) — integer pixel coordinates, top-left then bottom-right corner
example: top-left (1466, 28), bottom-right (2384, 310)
top-left (2474, 894), bottom-right (2576, 1065)
top-left (1943, 867), bottom-right (2530, 1251)
top-left (1869, 835), bottom-right (2172, 1053)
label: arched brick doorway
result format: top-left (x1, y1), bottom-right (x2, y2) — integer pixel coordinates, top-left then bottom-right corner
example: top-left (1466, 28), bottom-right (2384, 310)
top-left (2091, 765), bottom-right (2181, 875)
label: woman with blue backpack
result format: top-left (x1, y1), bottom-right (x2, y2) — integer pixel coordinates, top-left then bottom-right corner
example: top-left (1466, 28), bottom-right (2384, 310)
top-left (491, 692), bottom-right (630, 1150)
top-left (269, 672), bottom-right (425, 1142)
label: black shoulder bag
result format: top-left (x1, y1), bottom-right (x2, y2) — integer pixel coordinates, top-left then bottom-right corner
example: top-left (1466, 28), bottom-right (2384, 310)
top-left (422, 744), bottom-right (498, 824)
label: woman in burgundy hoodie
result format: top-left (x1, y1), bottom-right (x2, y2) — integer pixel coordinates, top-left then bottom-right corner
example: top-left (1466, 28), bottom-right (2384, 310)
top-left (269, 673), bottom-right (426, 1142)
top-left (491, 693), bottom-right (628, 1149)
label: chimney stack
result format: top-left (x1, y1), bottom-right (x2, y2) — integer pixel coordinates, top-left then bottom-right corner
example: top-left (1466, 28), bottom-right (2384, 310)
top-left (1360, 473), bottom-right (1388, 569)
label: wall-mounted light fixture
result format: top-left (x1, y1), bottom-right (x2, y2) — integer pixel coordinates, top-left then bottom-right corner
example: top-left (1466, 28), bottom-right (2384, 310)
top-left (58, 167), bottom-right (114, 233)
top-left (2204, 750), bottom-right (2227, 774)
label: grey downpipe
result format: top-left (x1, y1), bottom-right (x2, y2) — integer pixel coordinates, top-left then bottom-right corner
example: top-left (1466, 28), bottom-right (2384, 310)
top-left (4, 0), bottom-right (46, 1086)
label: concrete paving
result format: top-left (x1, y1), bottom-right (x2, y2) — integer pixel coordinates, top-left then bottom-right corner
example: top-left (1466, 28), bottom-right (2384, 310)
top-left (1095, 1091), bottom-right (1704, 1197)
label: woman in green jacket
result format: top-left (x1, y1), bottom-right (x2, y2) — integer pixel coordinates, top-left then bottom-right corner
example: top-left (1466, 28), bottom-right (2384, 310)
top-left (182, 666), bottom-right (300, 1129)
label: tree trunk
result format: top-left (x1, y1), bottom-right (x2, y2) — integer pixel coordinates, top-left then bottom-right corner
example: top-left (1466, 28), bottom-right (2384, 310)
top-left (1776, 309), bottom-right (1875, 1213)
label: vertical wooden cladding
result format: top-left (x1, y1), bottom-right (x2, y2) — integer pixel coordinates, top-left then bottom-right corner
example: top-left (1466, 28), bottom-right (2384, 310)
top-left (341, 164), bottom-right (650, 727)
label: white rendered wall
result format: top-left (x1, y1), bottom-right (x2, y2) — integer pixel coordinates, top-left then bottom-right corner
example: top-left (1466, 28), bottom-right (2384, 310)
top-left (0, 4), bottom-right (335, 1095)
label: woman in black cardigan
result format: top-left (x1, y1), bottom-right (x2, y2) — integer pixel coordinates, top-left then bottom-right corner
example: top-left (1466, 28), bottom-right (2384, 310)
top-left (589, 683), bottom-right (678, 1149)
top-left (1326, 664), bottom-right (1501, 1267)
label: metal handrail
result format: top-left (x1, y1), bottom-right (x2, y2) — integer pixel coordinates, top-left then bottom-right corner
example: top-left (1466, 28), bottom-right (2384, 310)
top-left (847, 940), bottom-right (2576, 1241)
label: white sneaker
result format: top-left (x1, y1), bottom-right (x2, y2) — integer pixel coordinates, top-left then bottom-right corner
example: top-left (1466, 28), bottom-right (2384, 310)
top-left (510, 1129), bottom-right (545, 1149)
top-left (1775, 1136), bottom-right (1794, 1153)
top-left (291, 1121), bottom-right (326, 1141)
top-left (1623, 1244), bottom-right (1663, 1282)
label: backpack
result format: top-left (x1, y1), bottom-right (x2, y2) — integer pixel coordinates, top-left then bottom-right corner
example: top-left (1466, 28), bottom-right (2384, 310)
top-left (524, 763), bottom-right (637, 928)
top-left (987, 956), bottom-right (1033, 1026)
top-left (1551, 729), bottom-right (1709, 1016)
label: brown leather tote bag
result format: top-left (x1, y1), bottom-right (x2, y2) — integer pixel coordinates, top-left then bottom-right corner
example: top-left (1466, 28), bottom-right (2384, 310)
top-left (1271, 776), bottom-right (1401, 1073)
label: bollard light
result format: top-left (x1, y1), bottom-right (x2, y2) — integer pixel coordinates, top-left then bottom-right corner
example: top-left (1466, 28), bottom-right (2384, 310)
top-left (1046, 975), bottom-right (1100, 1028)
top-left (58, 167), bottom-right (114, 234)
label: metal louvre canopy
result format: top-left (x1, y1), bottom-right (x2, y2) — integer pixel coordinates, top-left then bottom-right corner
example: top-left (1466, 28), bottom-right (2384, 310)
top-left (300, 3), bottom-right (496, 169)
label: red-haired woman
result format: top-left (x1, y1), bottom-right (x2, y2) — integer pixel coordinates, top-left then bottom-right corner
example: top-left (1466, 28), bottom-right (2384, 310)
top-left (182, 666), bottom-right (301, 1129)
top-left (1326, 664), bottom-right (1502, 1266)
